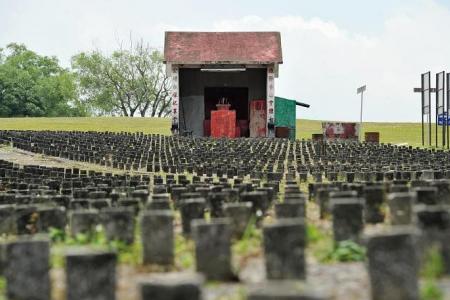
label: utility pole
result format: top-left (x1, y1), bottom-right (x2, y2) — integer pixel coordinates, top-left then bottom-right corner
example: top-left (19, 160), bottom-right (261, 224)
top-left (357, 85), bottom-right (366, 142)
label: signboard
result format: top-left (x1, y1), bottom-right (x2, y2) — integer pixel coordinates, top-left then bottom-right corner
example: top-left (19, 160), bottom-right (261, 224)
top-left (437, 71), bottom-right (445, 146)
top-left (437, 72), bottom-right (445, 114)
top-left (421, 72), bottom-right (431, 146)
top-left (422, 72), bottom-right (431, 115)
top-left (448, 73), bottom-right (450, 148)
top-left (438, 113), bottom-right (450, 125)
top-left (322, 122), bottom-right (359, 140)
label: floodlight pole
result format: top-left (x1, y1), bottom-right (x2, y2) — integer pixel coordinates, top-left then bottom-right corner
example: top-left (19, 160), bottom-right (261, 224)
top-left (357, 85), bottom-right (366, 142)
top-left (359, 91), bottom-right (364, 141)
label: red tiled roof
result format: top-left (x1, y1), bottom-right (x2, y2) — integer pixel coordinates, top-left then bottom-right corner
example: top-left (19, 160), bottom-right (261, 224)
top-left (164, 32), bottom-right (283, 64)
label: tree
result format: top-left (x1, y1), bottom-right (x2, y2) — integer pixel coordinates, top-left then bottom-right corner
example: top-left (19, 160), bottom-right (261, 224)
top-left (71, 39), bottom-right (171, 117)
top-left (0, 43), bottom-right (87, 117)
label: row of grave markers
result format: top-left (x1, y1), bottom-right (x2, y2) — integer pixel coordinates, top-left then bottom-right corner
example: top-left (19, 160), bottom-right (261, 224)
top-left (2, 157), bottom-right (447, 299)
top-left (2, 132), bottom-right (450, 298)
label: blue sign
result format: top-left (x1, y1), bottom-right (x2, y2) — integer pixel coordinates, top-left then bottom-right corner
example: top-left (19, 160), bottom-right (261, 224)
top-left (438, 113), bottom-right (450, 125)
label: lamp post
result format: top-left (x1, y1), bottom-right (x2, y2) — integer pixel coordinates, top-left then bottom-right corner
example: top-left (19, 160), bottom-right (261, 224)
top-left (357, 85), bottom-right (366, 142)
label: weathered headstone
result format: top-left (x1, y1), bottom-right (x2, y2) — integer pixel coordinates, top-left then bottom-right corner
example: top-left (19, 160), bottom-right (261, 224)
top-left (70, 210), bottom-right (98, 236)
top-left (5, 236), bottom-right (51, 300)
top-left (65, 248), bottom-right (117, 300)
top-left (387, 192), bottom-right (415, 225)
top-left (37, 206), bottom-right (66, 232)
top-left (100, 207), bottom-right (135, 244)
top-left (192, 219), bottom-right (233, 280)
top-left (263, 218), bottom-right (306, 280)
top-left (141, 210), bottom-right (174, 265)
top-left (180, 198), bottom-right (205, 236)
top-left (331, 198), bottom-right (364, 243)
top-left (241, 191), bottom-right (269, 217)
top-left (366, 228), bottom-right (419, 300)
top-left (0, 205), bottom-right (16, 234)
top-left (363, 186), bottom-right (385, 223)
top-left (223, 202), bottom-right (253, 238)
top-left (275, 200), bottom-right (305, 219)
top-left (139, 273), bottom-right (204, 300)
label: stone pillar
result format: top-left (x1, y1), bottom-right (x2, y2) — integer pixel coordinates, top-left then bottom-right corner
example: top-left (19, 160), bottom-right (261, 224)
top-left (5, 237), bottom-right (51, 300)
top-left (263, 218), bottom-right (306, 280)
top-left (240, 191), bottom-right (269, 217)
top-left (180, 198), bottom-right (205, 236)
top-left (413, 186), bottom-right (438, 205)
top-left (316, 188), bottom-right (331, 219)
top-left (366, 228), bottom-right (419, 300)
top-left (363, 186), bottom-right (385, 223)
top-left (275, 200), bottom-right (305, 219)
top-left (141, 210), bottom-right (174, 265)
top-left (223, 202), bottom-right (253, 238)
top-left (206, 192), bottom-right (226, 218)
top-left (387, 192), bottom-right (414, 225)
top-left (37, 206), bottom-right (66, 232)
top-left (331, 198), bottom-right (364, 243)
top-left (192, 219), bottom-right (233, 280)
top-left (139, 273), bottom-right (203, 300)
top-left (100, 207), bottom-right (135, 244)
top-left (70, 210), bottom-right (98, 236)
top-left (65, 248), bottom-right (117, 300)
top-left (0, 204), bottom-right (16, 234)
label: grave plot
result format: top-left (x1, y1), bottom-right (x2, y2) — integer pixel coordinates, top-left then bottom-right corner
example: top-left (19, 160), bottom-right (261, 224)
top-left (1, 131), bottom-right (450, 299)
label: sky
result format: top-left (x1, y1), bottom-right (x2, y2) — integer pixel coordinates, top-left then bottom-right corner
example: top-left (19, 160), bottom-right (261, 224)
top-left (1, 0), bottom-right (450, 122)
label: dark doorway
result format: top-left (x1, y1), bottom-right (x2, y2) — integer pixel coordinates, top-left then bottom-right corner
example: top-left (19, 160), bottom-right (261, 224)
top-left (204, 87), bottom-right (249, 120)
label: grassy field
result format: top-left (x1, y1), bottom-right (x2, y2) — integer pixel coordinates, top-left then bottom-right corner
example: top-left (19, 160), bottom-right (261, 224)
top-left (0, 117), bottom-right (443, 147)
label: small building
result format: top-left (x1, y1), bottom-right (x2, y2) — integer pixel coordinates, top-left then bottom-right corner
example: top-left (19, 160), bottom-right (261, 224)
top-left (164, 31), bottom-right (283, 138)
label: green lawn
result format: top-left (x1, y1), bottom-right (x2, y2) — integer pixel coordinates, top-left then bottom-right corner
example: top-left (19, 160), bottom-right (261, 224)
top-left (0, 117), bottom-right (441, 148)
top-left (0, 117), bottom-right (171, 135)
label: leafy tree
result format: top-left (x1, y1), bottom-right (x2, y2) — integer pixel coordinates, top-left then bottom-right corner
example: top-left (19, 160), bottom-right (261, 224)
top-left (0, 43), bottom-right (87, 117)
top-left (71, 39), bottom-right (171, 117)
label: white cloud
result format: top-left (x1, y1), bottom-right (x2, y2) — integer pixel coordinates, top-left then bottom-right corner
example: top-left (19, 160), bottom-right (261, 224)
top-left (1, 0), bottom-right (449, 122)
top-left (213, 1), bottom-right (450, 122)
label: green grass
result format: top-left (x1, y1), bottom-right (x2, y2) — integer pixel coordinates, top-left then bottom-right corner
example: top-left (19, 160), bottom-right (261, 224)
top-left (420, 246), bottom-right (445, 300)
top-left (174, 234), bottom-right (195, 270)
top-left (0, 117), bottom-right (440, 147)
top-left (0, 117), bottom-right (171, 135)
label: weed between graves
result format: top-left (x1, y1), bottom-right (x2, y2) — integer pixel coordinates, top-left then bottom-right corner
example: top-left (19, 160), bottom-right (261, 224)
top-left (307, 223), bottom-right (327, 244)
top-left (49, 226), bottom-right (141, 268)
top-left (233, 217), bottom-right (262, 262)
top-left (0, 277), bottom-right (5, 300)
top-left (306, 223), bottom-right (335, 262)
top-left (420, 246), bottom-right (444, 300)
top-left (174, 234), bottom-right (195, 269)
top-left (323, 240), bottom-right (366, 263)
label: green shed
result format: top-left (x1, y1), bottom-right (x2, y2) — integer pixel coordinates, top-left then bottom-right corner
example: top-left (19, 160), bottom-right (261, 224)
top-left (275, 96), bottom-right (297, 140)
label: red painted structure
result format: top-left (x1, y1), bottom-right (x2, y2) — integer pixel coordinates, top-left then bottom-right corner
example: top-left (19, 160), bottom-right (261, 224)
top-left (164, 31), bottom-right (283, 138)
top-left (164, 32), bottom-right (283, 64)
top-left (211, 105), bottom-right (237, 138)
top-left (249, 100), bottom-right (267, 137)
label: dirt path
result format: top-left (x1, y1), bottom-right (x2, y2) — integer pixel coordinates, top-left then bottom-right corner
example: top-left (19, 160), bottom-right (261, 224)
top-left (0, 145), bottom-right (147, 175)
